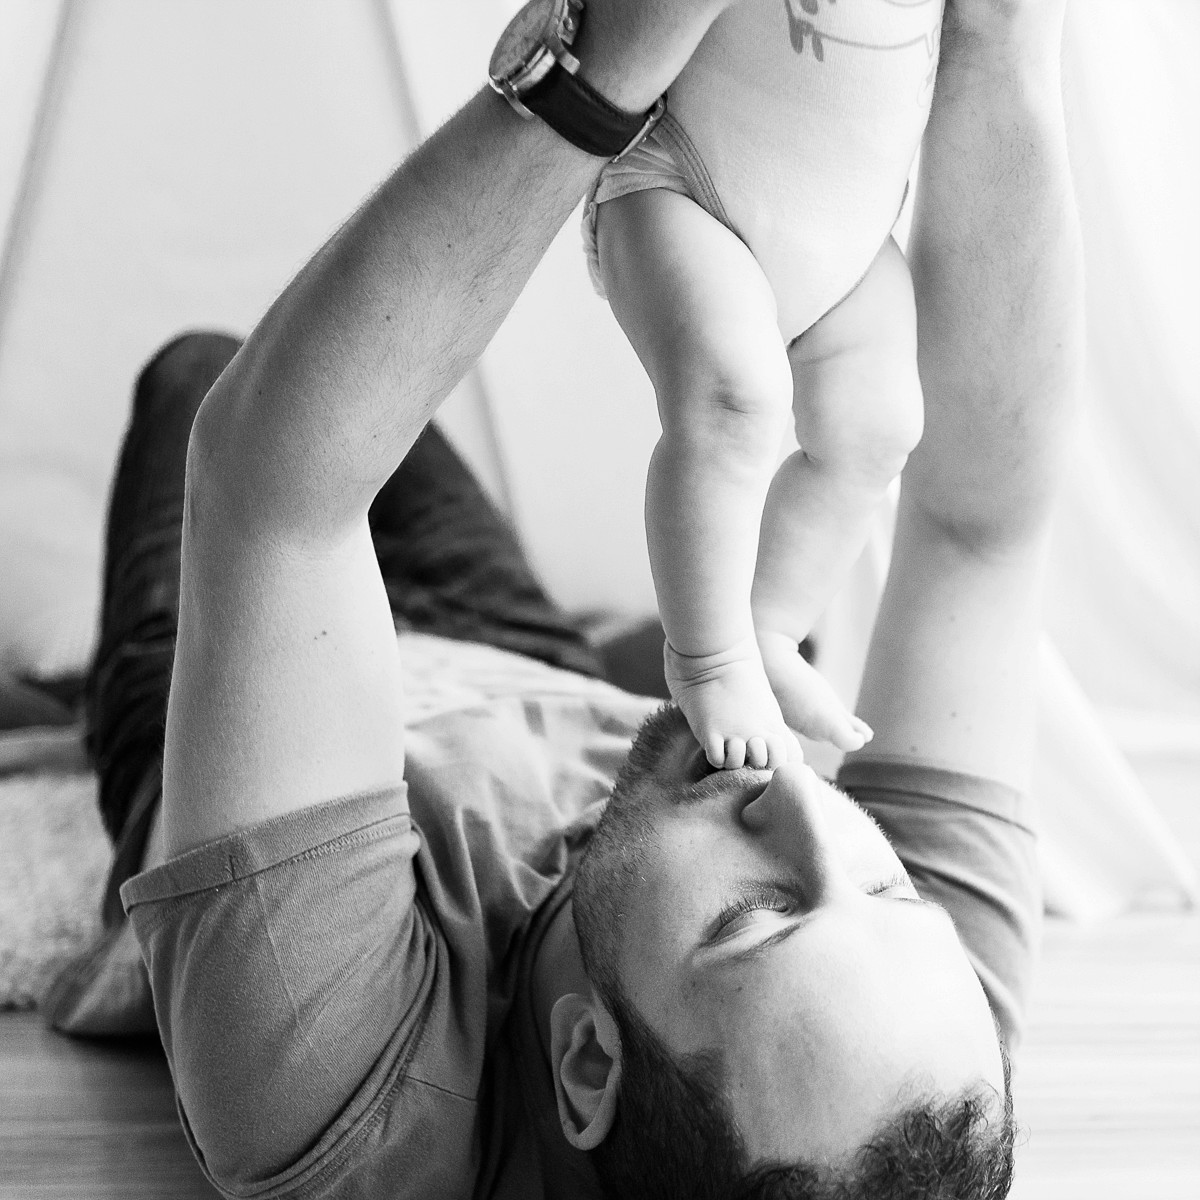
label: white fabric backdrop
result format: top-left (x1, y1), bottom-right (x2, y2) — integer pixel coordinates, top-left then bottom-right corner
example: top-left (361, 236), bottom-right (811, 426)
top-left (0, 0), bottom-right (1195, 913)
top-left (1051, 2), bottom-right (1200, 742)
top-left (811, 3), bottom-right (1200, 915)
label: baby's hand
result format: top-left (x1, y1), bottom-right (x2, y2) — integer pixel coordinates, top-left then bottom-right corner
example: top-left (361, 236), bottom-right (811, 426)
top-left (664, 637), bottom-right (801, 770)
top-left (758, 631), bottom-right (873, 752)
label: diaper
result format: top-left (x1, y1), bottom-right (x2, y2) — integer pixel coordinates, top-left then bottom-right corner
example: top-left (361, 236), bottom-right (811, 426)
top-left (582, 109), bottom-right (733, 297)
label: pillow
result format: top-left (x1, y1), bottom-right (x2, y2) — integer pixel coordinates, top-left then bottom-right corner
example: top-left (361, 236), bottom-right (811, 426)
top-left (0, 466), bottom-right (102, 680)
top-left (0, 672), bottom-right (79, 731)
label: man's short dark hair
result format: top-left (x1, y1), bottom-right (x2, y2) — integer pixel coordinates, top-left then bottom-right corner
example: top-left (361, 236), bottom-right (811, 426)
top-left (592, 977), bottom-right (1016, 1200)
top-left (574, 705), bottom-right (1017, 1199)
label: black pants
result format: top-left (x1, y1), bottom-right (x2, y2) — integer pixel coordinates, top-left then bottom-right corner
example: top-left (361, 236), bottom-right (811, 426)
top-left (90, 332), bottom-right (601, 924)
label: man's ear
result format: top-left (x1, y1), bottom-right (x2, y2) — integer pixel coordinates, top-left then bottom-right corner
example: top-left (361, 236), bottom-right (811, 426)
top-left (550, 992), bottom-right (622, 1151)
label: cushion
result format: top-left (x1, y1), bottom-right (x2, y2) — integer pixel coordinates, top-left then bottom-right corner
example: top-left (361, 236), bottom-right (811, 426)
top-left (0, 466), bottom-right (101, 680)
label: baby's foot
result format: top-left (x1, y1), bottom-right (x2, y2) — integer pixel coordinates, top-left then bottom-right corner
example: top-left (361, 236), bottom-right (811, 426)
top-left (758, 630), bottom-right (873, 752)
top-left (664, 637), bottom-right (800, 770)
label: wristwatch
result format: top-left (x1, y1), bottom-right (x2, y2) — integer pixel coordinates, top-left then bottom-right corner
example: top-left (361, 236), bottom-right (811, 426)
top-left (489, 0), bottom-right (666, 160)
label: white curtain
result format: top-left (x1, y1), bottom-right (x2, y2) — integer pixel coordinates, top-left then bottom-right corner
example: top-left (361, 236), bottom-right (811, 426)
top-left (809, 2), bottom-right (1200, 916)
top-left (1050, 2), bottom-right (1200, 739)
top-left (0, 0), bottom-right (1195, 913)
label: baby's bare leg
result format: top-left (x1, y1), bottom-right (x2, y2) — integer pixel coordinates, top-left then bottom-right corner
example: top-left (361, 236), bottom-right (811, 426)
top-left (755, 237), bottom-right (924, 743)
top-left (596, 188), bottom-right (800, 768)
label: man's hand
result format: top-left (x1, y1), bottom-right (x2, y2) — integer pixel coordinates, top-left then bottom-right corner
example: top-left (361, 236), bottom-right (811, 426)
top-left (943, 0), bottom-right (1067, 48)
top-left (578, 0), bottom-right (743, 111)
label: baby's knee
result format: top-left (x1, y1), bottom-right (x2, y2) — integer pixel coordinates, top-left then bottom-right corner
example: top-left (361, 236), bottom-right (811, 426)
top-left (867, 376), bottom-right (925, 473)
top-left (801, 373), bottom-right (925, 485)
top-left (659, 353), bottom-right (794, 461)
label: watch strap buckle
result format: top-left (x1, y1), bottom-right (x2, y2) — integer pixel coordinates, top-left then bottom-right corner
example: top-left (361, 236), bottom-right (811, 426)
top-left (612, 95), bottom-right (666, 162)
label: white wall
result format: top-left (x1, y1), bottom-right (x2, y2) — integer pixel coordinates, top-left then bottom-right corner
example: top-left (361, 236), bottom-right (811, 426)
top-left (0, 0), bottom-right (1196, 914)
top-left (1048, 2), bottom-right (1200, 734)
top-left (1, 1), bottom-right (405, 493)
top-left (0, 0), bottom-right (1196, 743)
top-left (0, 0), bottom-right (660, 624)
top-left (386, 0), bottom-right (662, 614)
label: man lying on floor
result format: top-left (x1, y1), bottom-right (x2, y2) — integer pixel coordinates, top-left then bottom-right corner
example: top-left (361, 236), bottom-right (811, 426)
top-left (100, 0), bottom-right (1083, 1196)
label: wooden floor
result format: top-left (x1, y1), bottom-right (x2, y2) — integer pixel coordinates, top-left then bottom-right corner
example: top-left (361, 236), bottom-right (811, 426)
top-left (2, 917), bottom-right (1196, 1199)
top-left (1010, 750), bottom-right (1200, 1199)
top-left (1011, 916), bottom-right (1200, 1199)
top-left (2, 754), bottom-right (1197, 1198)
top-left (0, 1018), bottom-right (217, 1199)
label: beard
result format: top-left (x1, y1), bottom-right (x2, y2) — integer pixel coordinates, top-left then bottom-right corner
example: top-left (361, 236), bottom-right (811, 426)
top-left (572, 702), bottom-right (688, 997)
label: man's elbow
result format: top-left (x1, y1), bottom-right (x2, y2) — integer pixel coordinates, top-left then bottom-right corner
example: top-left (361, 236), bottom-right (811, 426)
top-left (183, 381), bottom-right (258, 540)
top-left (184, 362), bottom-right (317, 542)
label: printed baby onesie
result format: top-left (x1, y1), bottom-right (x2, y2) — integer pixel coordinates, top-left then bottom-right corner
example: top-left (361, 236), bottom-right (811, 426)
top-left (587, 0), bottom-right (944, 338)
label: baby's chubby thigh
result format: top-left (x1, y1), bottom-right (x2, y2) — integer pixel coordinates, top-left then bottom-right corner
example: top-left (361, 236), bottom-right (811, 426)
top-left (596, 188), bottom-right (801, 770)
top-left (787, 237), bottom-right (926, 492)
top-left (594, 187), bottom-right (794, 459)
top-left (595, 186), bottom-right (795, 662)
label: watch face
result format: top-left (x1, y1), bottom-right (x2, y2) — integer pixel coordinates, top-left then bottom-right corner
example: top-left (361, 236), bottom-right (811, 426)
top-left (490, 0), bottom-right (558, 82)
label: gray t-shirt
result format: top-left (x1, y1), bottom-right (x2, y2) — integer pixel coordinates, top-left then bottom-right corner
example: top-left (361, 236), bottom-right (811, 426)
top-left (123, 683), bottom-right (1039, 1199)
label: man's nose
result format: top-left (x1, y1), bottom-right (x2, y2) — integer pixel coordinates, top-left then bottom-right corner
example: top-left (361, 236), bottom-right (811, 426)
top-left (739, 763), bottom-right (847, 905)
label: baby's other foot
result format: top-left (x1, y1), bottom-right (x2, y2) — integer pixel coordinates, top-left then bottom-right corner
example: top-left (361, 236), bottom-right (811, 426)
top-left (758, 630), bottom-right (873, 752)
top-left (664, 637), bottom-right (800, 770)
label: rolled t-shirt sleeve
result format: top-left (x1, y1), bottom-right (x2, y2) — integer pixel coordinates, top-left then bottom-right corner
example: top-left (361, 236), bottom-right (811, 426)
top-left (837, 758), bottom-right (1042, 1053)
top-left (120, 788), bottom-right (427, 1194)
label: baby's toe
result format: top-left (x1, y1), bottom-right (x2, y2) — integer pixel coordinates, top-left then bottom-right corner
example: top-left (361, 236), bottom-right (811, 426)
top-left (764, 731), bottom-right (800, 769)
top-left (827, 712), bottom-right (873, 752)
top-left (705, 732), bottom-right (728, 770)
top-left (851, 715), bottom-right (874, 743)
top-left (745, 736), bottom-right (770, 770)
top-left (722, 736), bottom-right (747, 770)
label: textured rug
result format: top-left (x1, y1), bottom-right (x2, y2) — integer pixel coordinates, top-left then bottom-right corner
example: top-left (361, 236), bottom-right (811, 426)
top-left (0, 768), bottom-right (108, 1009)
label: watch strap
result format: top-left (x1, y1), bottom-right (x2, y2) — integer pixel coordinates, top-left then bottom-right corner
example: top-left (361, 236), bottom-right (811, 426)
top-left (522, 62), bottom-right (663, 159)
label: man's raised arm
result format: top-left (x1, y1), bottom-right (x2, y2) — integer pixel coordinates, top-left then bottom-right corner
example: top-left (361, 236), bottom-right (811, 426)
top-left (192, 1), bottom-right (727, 542)
top-left (852, 0), bottom-right (1085, 787)
top-left (162, 1), bottom-right (732, 855)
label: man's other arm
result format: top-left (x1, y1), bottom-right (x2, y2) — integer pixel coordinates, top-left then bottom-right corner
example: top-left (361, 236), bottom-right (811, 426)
top-left (852, 0), bottom-right (1085, 789)
top-left (162, 2), bottom-right (733, 857)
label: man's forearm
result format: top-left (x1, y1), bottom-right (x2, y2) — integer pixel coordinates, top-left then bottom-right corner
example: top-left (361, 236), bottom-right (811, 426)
top-left (192, 94), bottom-right (596, 540)
top-left (907, 3), bottom-right (1084, 546)
top-left (190, 0), bottom-right (731, 544)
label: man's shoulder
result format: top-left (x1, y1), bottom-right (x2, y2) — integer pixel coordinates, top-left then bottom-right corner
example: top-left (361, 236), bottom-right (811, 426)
top-left (395, 641), bottom-right (652, 955)
top-left (838, 755), bottom-right (1041, 1050)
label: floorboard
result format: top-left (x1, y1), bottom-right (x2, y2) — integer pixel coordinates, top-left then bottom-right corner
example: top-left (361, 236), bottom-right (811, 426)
top-left (1011, 751), bottom-right (1200, 1198)
top-left (0, 1015), bottom-right (218, 1199)
top-left (1010, 916), bottom-right (1200, 1199)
